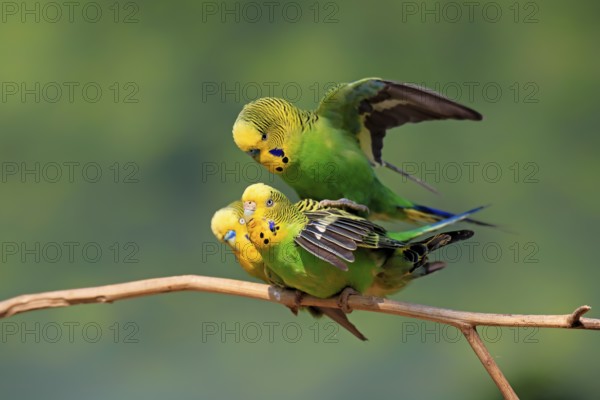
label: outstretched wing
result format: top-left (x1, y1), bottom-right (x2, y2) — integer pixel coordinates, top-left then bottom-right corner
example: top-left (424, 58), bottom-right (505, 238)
top-left (294, 208), bottom-right (403, 271)
top-left (316, 78), bottom-right (482, 167)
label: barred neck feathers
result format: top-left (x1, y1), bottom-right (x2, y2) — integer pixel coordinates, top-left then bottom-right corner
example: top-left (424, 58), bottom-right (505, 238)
top-left (293, 198), bottom-right (322, 213)
top-left (299, 108), bottom-right (318, 130)
top-left (240, 98), bottom-right (303, 140)
top-left (256, 186), bottom-right (307, 227)
top-left (266, 201), bottom-right (308, 227)
top-left (242, 98), bottom-right (317, 131)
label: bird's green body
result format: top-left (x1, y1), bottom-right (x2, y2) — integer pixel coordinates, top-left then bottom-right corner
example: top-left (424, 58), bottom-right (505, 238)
top-left (285, 117), bottom-right (412, 220)
top-left (242, 183), bottom-right (474, 299)
top-left (259, 219), bottom-right (382, 298)
top-left (211, 199), bottom-right (371, 340)
top-left (234, 78), bottom-right (488, 224)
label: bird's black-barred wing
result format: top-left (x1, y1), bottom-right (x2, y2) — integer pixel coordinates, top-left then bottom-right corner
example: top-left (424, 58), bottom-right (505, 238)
top-left (293, 199), bottom-right (327, 213)
top-left (294, 208), bottom-right (403, 271)
top-left (315, 78), bottom-right (482, 191)
top-left (293, 198), bottom-right (369, 215)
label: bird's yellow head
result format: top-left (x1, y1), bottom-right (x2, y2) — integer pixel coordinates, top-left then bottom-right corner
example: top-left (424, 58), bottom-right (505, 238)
top-left (210, 201), bottom-right (264, 279)
top-left (241, 183), bottom-right (299, 251)
top-left (211, 201), bottom-right (248, 248)
top-left (241, 183), bottom-right (292, 221)
top-left (232, 98), bottom-right (301, 175)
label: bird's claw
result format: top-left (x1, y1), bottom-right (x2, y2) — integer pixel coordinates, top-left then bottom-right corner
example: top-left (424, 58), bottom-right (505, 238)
top-left (319, 198), bottom-right (370, 214)
top-left (337, 287), bottom-right (360, 314)
top-left (287, 290), bottom-right (305, 316)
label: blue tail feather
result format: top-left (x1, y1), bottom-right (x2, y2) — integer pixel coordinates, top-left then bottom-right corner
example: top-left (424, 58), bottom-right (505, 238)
top-left (413, 204), bottom-right (495, 228)
top-left (392, 206), bottom-right (486, 242)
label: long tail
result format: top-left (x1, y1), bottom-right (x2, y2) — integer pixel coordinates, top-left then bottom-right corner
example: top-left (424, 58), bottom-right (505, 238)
top-left (402, 204), bottom-right (495, 227)
top-left (405, 230), bottom-right (475, 276)
top-left (308, 306), bottom-right (367, 341)
top-left (390, 206), bottom-right (486, 242)
top-left (368, 230), bottom-right (474, 298)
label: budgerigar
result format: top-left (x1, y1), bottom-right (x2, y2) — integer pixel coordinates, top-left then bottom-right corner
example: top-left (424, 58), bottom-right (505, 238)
top-left (241, 183), bottom-right (476, 303)
top-left (211, 201), bottom-right (267, 281)
top-left (233, 78), bottom-right (491, 225)
top-left (211, 201), bottom-right (368, 340)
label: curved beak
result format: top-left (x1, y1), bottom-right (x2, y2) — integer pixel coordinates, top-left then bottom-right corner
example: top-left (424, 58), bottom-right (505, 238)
top-left (243, 201), bottom-right (256, 218)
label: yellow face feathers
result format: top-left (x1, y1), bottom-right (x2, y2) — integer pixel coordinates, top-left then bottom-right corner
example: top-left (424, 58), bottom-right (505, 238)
top-left (241, 183), bottom-right (304, 254)
top-left (210, 202), bottom-right (247, 247)
top-left (242, 183), bottom-right (278, 205)
top-left (232, 98), bottom-right (299, 174)
top-left (241, 183), bottom-right (291, 221)
top-left (232, 119), bottom-right (262, 153)
top-left (210, 201), bottom-right (266, 281)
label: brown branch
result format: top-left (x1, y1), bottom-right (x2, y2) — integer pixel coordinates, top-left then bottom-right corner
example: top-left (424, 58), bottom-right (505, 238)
top-left (0, 274), bottom-right (597, 399)
top-left (459, 324), bottom-right (518, 399)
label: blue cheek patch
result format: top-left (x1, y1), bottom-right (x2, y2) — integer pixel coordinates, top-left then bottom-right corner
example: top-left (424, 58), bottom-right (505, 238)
top-left (268, 148), bottom-right (285, 157)
top-left (224, 230), bottom-right (236, 241)
top-left (268, 220), bottom-right (276, 233)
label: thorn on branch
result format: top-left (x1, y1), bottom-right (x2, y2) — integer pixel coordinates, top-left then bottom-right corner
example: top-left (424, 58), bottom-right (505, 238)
top-left (568, 305), bottom-right (591, 328)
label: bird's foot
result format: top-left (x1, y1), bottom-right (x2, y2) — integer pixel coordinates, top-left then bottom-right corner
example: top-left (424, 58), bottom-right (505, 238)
top-left (337, 287), bottom-right (360, 314)
top-left (287, 290), bottom-right (305, 316)
top-left (319, 198), bottom-right (370, 214)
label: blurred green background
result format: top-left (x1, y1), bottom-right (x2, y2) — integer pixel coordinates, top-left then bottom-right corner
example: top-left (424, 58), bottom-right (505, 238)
top-left (0, 1), bottom-right (598, 399)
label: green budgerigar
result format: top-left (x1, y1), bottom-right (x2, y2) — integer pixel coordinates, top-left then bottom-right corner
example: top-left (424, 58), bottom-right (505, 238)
top-left (241, 183), bottom-right (476, 302)
top-left (233, 78), bottom-right (490, 225)
top-left (211, 200), bottom-right (369, 340)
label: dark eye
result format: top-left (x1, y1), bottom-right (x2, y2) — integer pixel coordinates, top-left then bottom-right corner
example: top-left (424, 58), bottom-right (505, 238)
top-left (238, 217), bottom-right (245, 225)
top-left (261, 133), bottom-right (267, 141)
top-left (266, 199), bottom-right (273, 207)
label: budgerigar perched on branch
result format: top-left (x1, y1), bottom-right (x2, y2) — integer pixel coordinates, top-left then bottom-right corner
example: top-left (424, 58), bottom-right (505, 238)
top-left (241, 184), bottom-right (476, 306)
top-left (211, 201), bottom-right (368, 340)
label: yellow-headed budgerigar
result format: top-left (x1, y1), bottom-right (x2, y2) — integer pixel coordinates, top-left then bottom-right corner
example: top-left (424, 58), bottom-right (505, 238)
top-left (211, 200), bottom-right (368, 340)
top-left (241, 184), bottom-right (477, 308)
top-left (233, 78), bottom-right (491, 225)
